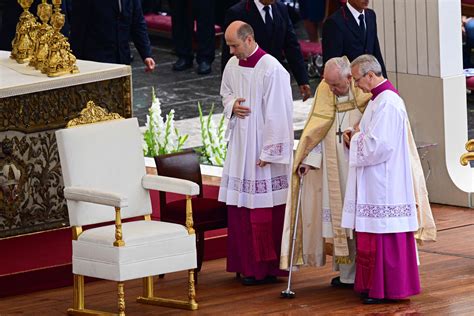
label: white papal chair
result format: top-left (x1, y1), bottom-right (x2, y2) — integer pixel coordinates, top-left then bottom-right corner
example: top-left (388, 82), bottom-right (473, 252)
top-left (56, 103), bottom-right (199, 315)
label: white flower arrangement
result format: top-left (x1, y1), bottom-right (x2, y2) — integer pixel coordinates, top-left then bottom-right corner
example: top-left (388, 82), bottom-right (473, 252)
top-left (143, 87), bottom-right (188, 157)
top-left (197, 103), bottom-right (227, 166)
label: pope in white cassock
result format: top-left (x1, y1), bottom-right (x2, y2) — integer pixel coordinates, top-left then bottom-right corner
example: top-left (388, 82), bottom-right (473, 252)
top-left (342, 54), bottom-right (436, 304)
top-left (219, 21), bottom-right (294, 285)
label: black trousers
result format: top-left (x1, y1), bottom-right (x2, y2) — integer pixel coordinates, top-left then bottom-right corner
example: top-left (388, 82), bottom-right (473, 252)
top-left (170, 0), bottom-right (215, 63)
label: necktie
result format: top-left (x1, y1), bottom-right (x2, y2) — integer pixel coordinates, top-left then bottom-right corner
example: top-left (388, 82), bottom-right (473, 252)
top-left (358, 13), bottom-right (366, 42)
top-left (263, 6), bottom-right (273, 35)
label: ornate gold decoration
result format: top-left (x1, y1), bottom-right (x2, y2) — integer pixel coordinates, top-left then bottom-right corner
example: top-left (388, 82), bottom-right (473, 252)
top-left (10, 0), bottom-right (39, 63)
top-left (29, 0), bottom-right (53, 70)
top-left (114, 207), bottom-right (125, 247)
top-left (460, 139), bottom-right (474, 166)
top-left (67, 101), bottom-right (123, 128)
top-left (118, 282), bottom-right (125, 316)
top-left (0, 77), bottom-right (132, 133)
top-left (43, 0), bottom-right (79, 77)
top-left (185, 196), bottom-right (195, 235)
top-left (0, 77), bottom-right (131, 238)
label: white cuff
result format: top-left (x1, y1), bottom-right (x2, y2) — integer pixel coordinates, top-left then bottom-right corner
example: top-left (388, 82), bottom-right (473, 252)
top-left (302, 151), bottom-right (322, 169)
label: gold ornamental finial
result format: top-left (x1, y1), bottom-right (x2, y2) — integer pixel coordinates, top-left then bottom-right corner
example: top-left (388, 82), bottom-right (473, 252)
top-left (43, 0), bottom-right (79, 77)
top-left (29, 0), bottom-right (53, 70)
top-left (10, 0), bottom-right (40, 63)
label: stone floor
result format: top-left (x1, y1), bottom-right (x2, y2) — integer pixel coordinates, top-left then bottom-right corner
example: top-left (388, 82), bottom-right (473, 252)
top-left (129, 33), bottom-right (320, 147)
top-left (129, 31), bottom-right (474, 149)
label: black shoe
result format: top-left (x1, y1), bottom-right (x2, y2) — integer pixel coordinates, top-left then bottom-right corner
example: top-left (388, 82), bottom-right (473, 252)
top-left (197, 61), bottom-right (212, 75)
top-left (241, 275), bottom-right (278, 286)
top-left (330, 276), bottom-right (354, 288)
top-left (172, 58), bottom-right (193, 71)
top-left (363, 297), bottom-right (386, 304)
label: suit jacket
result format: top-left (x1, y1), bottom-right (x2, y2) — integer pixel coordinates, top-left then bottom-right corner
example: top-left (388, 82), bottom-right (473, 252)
top-left (322, 5), bottom-right (387, 77)
top-left (70, 0), bottom-right (152, 65)
top-left (221, 0), bottom-right (308, 86)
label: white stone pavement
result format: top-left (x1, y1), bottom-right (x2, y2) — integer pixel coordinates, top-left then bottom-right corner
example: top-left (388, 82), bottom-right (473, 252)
top-left (171, 98), bottom-right (314, 148)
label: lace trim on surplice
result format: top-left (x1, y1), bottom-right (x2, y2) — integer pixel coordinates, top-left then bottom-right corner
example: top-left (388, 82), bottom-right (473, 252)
top-left (221, 174), bottom-right (289, 194)
top-left (343, 200), bottom-right (414, 218)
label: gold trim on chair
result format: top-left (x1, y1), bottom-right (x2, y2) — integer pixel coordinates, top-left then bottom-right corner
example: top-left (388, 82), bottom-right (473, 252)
top-left (67, 101), bottom-right (123, 128)
top-left (460, 139), bottom-right (474, 166)
top-left (185, 196), bottom-right (195, 235)
top-left (136, 197), bottom-right (199, 311)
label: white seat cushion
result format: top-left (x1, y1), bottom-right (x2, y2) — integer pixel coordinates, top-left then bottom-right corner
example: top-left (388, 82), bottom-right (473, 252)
top-left (73, 220), bottom-right (197, 281)
top-left (78, 220), bottom-right (188, 246)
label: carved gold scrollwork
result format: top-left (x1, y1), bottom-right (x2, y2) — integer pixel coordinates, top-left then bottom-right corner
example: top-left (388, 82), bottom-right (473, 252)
top-left (66, 101), bottom-right (123, 128)
top-left (0, 77), bottom-right (131, 133)
top-left (460, 139), bottom-right (474, 166)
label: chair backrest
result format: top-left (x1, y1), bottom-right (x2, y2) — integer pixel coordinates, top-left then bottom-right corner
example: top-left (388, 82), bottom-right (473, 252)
top-left (154, 149), bottom-right (203, 209)
top-left (56, 118), bottom-right (152, 226)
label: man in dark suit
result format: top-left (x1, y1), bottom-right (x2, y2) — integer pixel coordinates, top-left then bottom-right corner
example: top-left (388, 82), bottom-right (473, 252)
top-left (322, 0), bottom-right (386, 77)
top-left (70, 0), bottom-right (155, 72)
top-left (222, 0), bottom-right (311, 101)
top-left (170, 0), bottom-right (216, 75)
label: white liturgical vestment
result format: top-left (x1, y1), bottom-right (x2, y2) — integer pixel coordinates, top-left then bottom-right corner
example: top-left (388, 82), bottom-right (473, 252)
top-left (342, 80), bottom-right (419, 233)
top-left (218, 47), bottom-right (294, 209)
top-left (304, 91), bottom-right (362, 239)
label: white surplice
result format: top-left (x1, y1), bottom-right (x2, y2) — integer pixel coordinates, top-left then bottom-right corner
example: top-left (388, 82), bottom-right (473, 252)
top-left (218, 54), bottom-right (294, 209)
top-left (342, 89), bottom-right (419, 233)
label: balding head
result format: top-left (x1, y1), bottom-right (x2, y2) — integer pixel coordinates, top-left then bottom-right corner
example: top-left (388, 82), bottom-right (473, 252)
top-left (323, 57), bottom-right (352, 96)
top-left (225, 21), bottom-right (257, 60)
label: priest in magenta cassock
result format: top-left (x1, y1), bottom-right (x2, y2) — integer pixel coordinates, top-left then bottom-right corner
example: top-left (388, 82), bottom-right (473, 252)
top-left (219, 21), bottom-right (294, 285)
top-left (342, 54), bottom-right (436, 304)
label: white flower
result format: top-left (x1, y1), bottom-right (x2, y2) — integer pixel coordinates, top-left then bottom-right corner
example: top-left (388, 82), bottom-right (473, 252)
top-left (143, 88), bottom-right (188, 157)
top-left (198, 103), bottom-right (227, 166)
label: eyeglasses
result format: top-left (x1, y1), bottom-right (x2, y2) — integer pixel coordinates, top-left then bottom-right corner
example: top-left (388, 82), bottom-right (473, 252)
top-left (354, 72), bottom-right (368, 83)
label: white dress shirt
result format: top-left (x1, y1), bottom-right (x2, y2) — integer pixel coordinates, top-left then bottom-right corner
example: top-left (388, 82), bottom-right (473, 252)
top-left (347, 1), bottom-right (365, 28)
top-left (254, 0), bottom-right (273, 23)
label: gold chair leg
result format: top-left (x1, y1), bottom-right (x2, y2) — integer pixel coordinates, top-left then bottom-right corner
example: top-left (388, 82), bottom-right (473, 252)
top-left (142, 276), bottom-right (154, 298)
top-left (188, 269), bottom-right (198, 309)
top-left (118, 282), bottom-right (125, 316)
top-left (67, 274), bottom-right (115, 315)
top-left (136, 271), bottom-right (198, 310)
top-left (73, 274), bottom-right (85, 310)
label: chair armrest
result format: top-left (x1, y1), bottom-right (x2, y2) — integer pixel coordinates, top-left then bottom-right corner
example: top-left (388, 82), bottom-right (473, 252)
top-left (64, 186), bottom-right (129, 208)
top-left (142, 174), bottom-right (200, 196)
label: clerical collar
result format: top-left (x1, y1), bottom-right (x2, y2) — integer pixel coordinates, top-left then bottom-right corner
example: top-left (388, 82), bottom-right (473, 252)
top-left (347, 2), bottom-right (364, 26)
top-left (239, 46), bottom-right (266, 68)
top-left (370, 79), bottom-right (399, 100)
